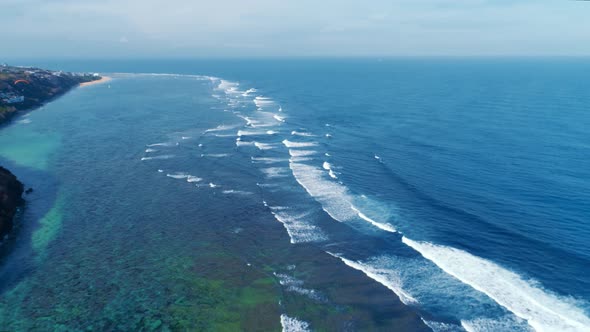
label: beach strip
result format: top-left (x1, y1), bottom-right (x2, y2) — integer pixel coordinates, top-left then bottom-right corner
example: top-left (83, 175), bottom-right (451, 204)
top-left (80, 76), bottom-right (112, 87)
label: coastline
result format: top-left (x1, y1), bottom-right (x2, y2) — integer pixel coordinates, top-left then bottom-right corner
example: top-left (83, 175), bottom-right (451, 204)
top-left (1, 66), bottom-right (104, 245)
top-left (79, 76), bottom-right (111, 87)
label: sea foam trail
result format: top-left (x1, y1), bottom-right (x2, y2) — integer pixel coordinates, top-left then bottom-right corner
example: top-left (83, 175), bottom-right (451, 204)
top-left (274, 273), bottom-right (325, 302)
top-left (187, 176), bottom-right (202, 183)
top-left (238, 130), bottom-right (268, 137)
top-left (292, 131), bottom-right (315, 137)
top-left (288, 150), bottom-right (317, 159)
top-left (141, 155), bottom-right (175, 161)
top-left (204, 124), bottom-right (240, 133)
top-left (288, 155), bottom-right (399, 234)
top-left (251, 157), bottom-right (288, 164)
top-left (329, 252), bottom-right (418, 305)
top-left (255, 142), bottom-right (275, 151)
top-left (350, 206), bottom-right (397, 233)
top-left (282, 140), bottom-right (318, 148)
top-left (322, 162), bottom-right (338, 179)
top-left (242, 88), bottom-right (257, 96)
top-left (221, 190), bottom-right (252, 195)
top-left (460, 316), bottom-right (532, 332)
top-left (254, 96), bottom-right (274, 108)
top-left (261, 167), bottom-right (290, 179)
top-left (288, 161), bottom-right (357, 222)
top-left (270, 207), bottom-right (328, 244)
top-left (280, 315), bottom-right (311, 332)
top-left (147, 142), bottom-right (174, 147)
top-left (403, 237), bottom-right (590, 332)
top-left (166, 172), bottom-right (189, 179)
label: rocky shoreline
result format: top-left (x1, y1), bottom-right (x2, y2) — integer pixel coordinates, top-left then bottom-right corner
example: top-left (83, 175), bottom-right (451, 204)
top-left (0, 167), bottom-right (24, 239)
top-left (0, 64), bottom-right (100, 239)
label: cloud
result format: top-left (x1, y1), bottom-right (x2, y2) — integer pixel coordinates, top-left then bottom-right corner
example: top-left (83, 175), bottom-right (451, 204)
top-left (1, 0), bottom-right (589, 57)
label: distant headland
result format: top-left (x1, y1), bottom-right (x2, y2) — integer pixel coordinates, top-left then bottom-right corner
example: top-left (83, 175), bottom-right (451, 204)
top-left (0, 64), bottom-right (102, 125)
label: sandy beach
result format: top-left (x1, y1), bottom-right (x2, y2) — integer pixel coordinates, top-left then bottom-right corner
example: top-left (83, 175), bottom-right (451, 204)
top-left (79, 76), bottom-right (111, 87)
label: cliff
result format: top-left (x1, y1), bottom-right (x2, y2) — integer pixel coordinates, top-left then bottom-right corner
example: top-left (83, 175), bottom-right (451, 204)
top-left (0, 167), bottom-right (24, 239)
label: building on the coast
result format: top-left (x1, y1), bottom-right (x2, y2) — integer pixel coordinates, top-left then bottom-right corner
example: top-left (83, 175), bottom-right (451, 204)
top-left (3, 95), bottom-right (24, 104)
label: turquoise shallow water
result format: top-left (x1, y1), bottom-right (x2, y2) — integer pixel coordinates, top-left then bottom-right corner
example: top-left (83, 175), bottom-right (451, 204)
top-left (1, 59), bottom-right (590, 331)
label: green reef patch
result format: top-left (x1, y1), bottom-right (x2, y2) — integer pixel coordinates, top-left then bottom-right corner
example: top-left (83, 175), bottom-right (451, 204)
top-left (32, 194), bottom-right (65, 254)
top-left (0, 128), bottom-right (61, 171)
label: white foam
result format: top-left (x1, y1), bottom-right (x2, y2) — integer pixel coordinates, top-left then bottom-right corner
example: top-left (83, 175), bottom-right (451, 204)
top-left (261, 167), bottom-right (290, 178)
top-left (166, 172), bottom-right (189, 179)
top-left (201, 153), bottom-right (229, 158)
top-left (282, 140), bottom-right (318, 148)
top-left (274, 114), bottom-right (286, 122)
top-left (461, 316), bottom-right (532, 332)
top-left (145, 148), bottom-right (157, 153)
top-left (187, 176), bottom-right (202, 183)
top-left (209, 183), bottom-right (218, 188)
top-left (280, 315), bottom-right (310, 332)
top-left (242, 88), bottom-right (257, 96)
top-left (181, 136), bottom-right (191, 140)
top-left (16, 118), bottom-right (31, 124)
top-left (147, 142), bottom-right (173, 147)
top-left (322, 162), bottom-right (338, 179)
top-left (270, 207), bottom-right (328, 244)
top-left (288, 161), bottom-right (357, 222)
top-left (421, 319), bottom-right (464, 332)
top-left (157, 169), bottom-right (164, 173)
top-left (402, 237), bottom-right (590, 332)
top-left (291, 131), bottom-right (315, 137)
top-left (251, 157), bottom-right (288, 164)
top-left (217, 80), bottom-right (242, 94)
top-left (141, 155), bottom-right (175, 161)
top-left (274, 273), bottom-right (324, 302)
top-left (238, 129), bottom-right (267, 137)
top-left (237, 115), bottom-right (256, 127)
top-left (255, 142), bottom-right (275, 151)
top-left (254, 98), bottom-right (274, 108)
top-left (325, 133), bottom-right (332, 138)
top-left (236, 139), bottom-right (255, 147)
top-left (205, 124), bottom-right (240, 133)
top-left (328, 252), bottom-right (418, 305)
top-left (288, 150), bottom-right (317, 158)
top-left (222, 190), bottom-right (253, 195)
top-left (266, 130), bottom-right (278, 135)
top-left (350, 206), bottom-right (397, 233)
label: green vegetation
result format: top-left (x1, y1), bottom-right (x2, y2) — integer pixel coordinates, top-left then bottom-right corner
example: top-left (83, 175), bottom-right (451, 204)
top-left (0, 65), bottom-right (99, 124)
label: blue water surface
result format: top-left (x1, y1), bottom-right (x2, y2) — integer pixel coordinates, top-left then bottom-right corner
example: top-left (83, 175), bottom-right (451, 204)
top-left (1, 58), bottom-right (589, 331)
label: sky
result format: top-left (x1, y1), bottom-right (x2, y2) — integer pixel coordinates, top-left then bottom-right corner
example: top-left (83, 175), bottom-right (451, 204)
top-left (1, 0), bottom-right (590, 58)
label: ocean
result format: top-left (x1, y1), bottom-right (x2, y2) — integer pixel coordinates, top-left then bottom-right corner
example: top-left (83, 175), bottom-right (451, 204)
top-left (0, 58), bottom-right (589, 331)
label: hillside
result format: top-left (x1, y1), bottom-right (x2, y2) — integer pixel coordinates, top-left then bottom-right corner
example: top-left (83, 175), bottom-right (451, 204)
top-left (0, 64), bottom-right (100, 124)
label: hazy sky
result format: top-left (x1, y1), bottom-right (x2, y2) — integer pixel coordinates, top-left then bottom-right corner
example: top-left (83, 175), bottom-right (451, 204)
top-left (2, 0), bottom-right (589, 57)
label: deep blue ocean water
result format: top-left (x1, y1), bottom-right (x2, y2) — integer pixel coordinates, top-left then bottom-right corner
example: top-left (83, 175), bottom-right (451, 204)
top-left (0, 58), bottom-right (589, 331)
